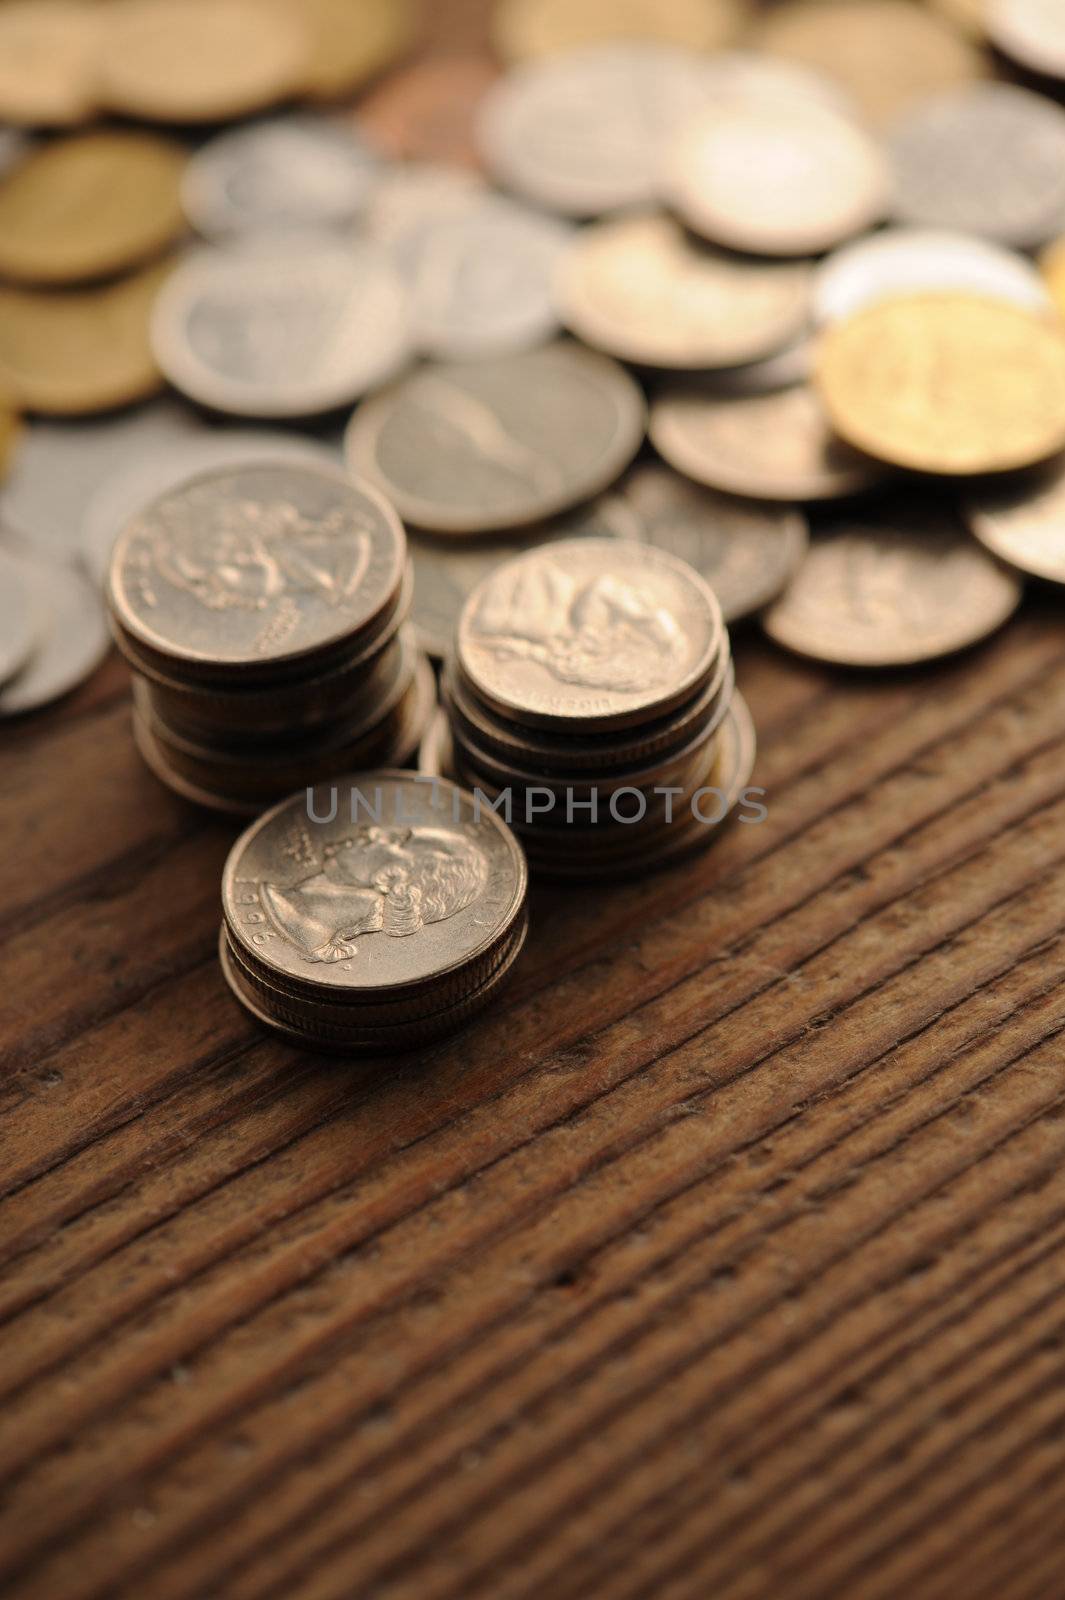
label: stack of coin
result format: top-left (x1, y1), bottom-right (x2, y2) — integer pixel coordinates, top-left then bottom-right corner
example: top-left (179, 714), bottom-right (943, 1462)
top-left (220, 771), bottom-right (529, 1052)
top-left (107, 459), bottom-right (435, 814)
top-left (426, 538), bottom-right (754, 880)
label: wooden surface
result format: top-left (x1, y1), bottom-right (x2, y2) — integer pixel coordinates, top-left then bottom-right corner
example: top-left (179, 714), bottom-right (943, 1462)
top-left (6, 17), bottom-right (1065, 1600)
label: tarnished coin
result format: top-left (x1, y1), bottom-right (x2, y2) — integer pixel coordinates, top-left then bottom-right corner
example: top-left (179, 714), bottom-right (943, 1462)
top-left (0, 549), bottom-right (40, 686)
top-left (0, 259), bottom-right (171, 416)
top-left (650, 381), bottom-right (886, 502)
top-left (344, 340), bottom-right (646, 534)
top-left (815, 228), bottom-right (1052, 325)
top-left (355, 53), bottom-right (499, 168)
top-left (182, 115), bottom-right (378, 240)
top-left (668, 98), bottom-right (889, 257)
top-left (621, 463), bottom-right (808, 622)
top-left (0, 0), bottom-right (99, 127)
top-left (555, 212), bottom-right (811, 371)
top-left (889, 84), bottom-right (1065, 250)
top-left (762, 498), bottom-right (1022, 666)
top-left (987, 0), bottom-right (1065, 80)
top-left (965, 458), bottom-right (1065, 586)
top-left (151, 240), bottom-right (410, 418)
top-left (753, 0), bottom-right (986, 126)
top-left (0, 131), bottom-right (186, 287)
top-left (108, 462), bottom-right (406, 678)
top-left (816, 293), bottom-right (1065, 475)
top-left (0, 547), bottom-right (109, 715)
top-left (492, 0), bottom-right (747, 61)
top-left (457, 537), bottom-right (723, 730)
top-left (363, 163), bottom-right (487, 244)
top-left (294, 0), bottom-right (417, 102)
top-left (98, 0), bottom-right (309, 123)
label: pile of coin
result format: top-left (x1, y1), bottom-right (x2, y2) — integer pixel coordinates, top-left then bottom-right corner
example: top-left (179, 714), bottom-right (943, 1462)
top-left (220, 771), bottom-right (529, 1050)
top-left (106, 460), bottom-right (433, 814)
top-left (424, 537), bottom-right (754, 879)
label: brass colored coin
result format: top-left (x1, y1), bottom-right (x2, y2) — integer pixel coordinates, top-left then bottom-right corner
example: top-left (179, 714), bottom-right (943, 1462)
top-left (1041, 236), bottom-right (1065, 320)
top-left (98, 0), bottom-right (309, 123)
top-left (355, 54), bottom-right (499, 168)
top-left (988, 0), bottom-right (1065, 80)
top-left (816, 293), bottom-right (1065, 475)
top-left (0, 260), bottom-right (171, 416)
top-left (492, 0), bottom-right (747, 61)
top-left (295, 0), bottom-right (417, 102)
top-left (965, 458), bottom-right (1065, 586)
top-left (0, 131), bottom-right (186, 287)
top-left (0, 0), bottom-right (100, 127)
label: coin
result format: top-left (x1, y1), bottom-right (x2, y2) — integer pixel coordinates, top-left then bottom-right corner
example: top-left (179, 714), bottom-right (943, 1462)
top-left (555, 211), bottom-right (812, 371)
top-left (930, 0), bottom-right (987, 35)
top-left (667, 98), bottom-right (889, 257)
top-left (0, 547), bottom-right (109, 715)
top-left (355, 53), bottom-right (499, 168)
top-left (457, 537), bottom-right (723, 731)
top-left (987, 0), bottom-right (1065, 79)
top-left (621, 463), bottom-right (808, 622)
top-left (1040, 236), bottom-right (1065, 320)
top-left (344, 340), bottom-right (646, 534)
top-left (295, 0), bottom-right (417, 102)
top-left (815, 228), bottom-right (1053, 325)
top-left (0, 132), bottom-right (29, 179)
top-left (492, 0), bottom-right (747, 61)
top-left (0, 259), bottom-right (171, 416)
top-left (0, 395), bottom-right (21, 483)
top-left (0, 131), bottom-right (186, 287)
top-left (762, 498), bottom-right (1022, 666)
top-left (99, 0), bottom-right (309, 123)
top-left (363, 163), bottom-right (487, 244)
top-left (108, 461), bottom-right (406, 678)
top-left (753, 0), bottom-right (986, 126)
top-left (151, 239), bottom-right (411, 418)
top-left (816, 293), bottom-right (1065, 475)
top-left (0, 0), bottom-right (99, 127)
top-left (0, 549), bottom-right (40, 686)
top-left (965, 458), bottom-right (1065, 586)
top-left (650, 381), bottom-right (887, 502)
top-left (182, 115), bottom-right (379, 240)
top-left (889, 84), bottom-right (1065, 250)
top-left (700, 336), bottom-right (817, 397)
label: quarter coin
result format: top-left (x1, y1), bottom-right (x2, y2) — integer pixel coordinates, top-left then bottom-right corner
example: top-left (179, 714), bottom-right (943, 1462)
top-left (344, 340), bottom-right (646, 534)
top-left (0, 0), bottom-right (99, 127)
top-left (987, 0), bottom-right (1065, 80)
top-left (555, 211), bottom-right (811, 371)
top-left (295, 0), bottom-right (417, 102)
top-left (355, 53), bottom-right (499, 168)
top-left (0, 547), bottom-right (109, 714)
top-left (815, 228), bottom-right (1052, 324)
top-left (0, 549), bottom-right (40, 686)
top-left (816, 293), bottom-right (1065, 475)
top-left (762, 498), bottom-right (1022, 666)
top-left (965, 458), bottom-right (1065, 586)
top-left (492, 0), bottom-right (746, 61)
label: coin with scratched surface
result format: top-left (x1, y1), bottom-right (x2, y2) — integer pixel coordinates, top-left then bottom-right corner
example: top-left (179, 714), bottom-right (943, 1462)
top-left (668, 98), bottom-right (889, 258)
top-left (0, 548), bottom-right (109, 714)
top-left (988, 0), bottom-right (1065, 80)
top-left (890, 85), bottom-right (1065, 251)
top-left (555, 212), bottom-right (811, 371)
top-left (151, 240), bottom-right (410, 418)
top-left (0, 131), bottom-right (186, 287)
top-left (109, 462), bottom-right (406, 677)
top-left (621, 463), bottom-right (808, 622)
top-left (650, 381), bottom-right (886, 502)
top-left (817, 293), bottom-right (1065, 475)
top-left (294, 0), bottom-right (417, 102)
top-left (492, 0), bottom-right (746, 61)
top-left (815, 228), bottom-right (1052, 325)
top-left (345, 341), bottom-right (645, 534)
top-left (762, 499), bottom-right (1022, 666)
top-left (355, 54), bottom-right (499, 168)
top-left (0, 550), bottom-right (39, 687)
top-left (965, 458), bottom-right (1065, 586)
top-left (0, 0), bottom-right (99, 127)
top-left (457, 537), bottom-right (723, 731)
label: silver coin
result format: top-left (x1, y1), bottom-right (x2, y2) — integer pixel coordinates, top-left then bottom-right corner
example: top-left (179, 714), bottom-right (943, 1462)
top-left (363, 163), bottom-right (488, 245)
top-left (650, 381), bottom-right (888, 502)
top-left (621, 462), bottom-right (808, 621)
top-left (0, 548), bottom-right (109, 715)
top-left (889, 84), bottom-right (1065, 250)
top-left (965, 456), bottom-right (1065, 585)
top-left (151, 238), bottom-right (412, 418)
top-left (987, 0), bottom-right (1065, 81)
top-left (181, 114), bottom-right (379, 240)
top-left (0, 546), bottom-right (41, 685)
top-left (814, 226), bottom-right (1053, 324)
top-left (555, 210), bottom-right (812, 371)
top-left (344, 340), bottom-right (646, 534)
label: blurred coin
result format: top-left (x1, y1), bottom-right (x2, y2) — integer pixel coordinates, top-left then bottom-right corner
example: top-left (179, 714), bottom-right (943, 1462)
top-left (0, 0), bottom-right (99, 127)
top-left (987, 0), bottom-right (1065, 79)
top-left (345, 340), bottom-right (645, 533)
top-left (753, 0), bottom-right (986, 126)
top-left (295, 0), bottom-right (417, 102)
top-left (492, 0), bottom-right (746, 60)
top-left (690, 48), bottom-right (857, 116)
top-left (0, 259), bottom-right (171, 416)
top-left (1040, 235), bottom-right (1065, 319)
top-left (0, 131), bottom-right (186, 287)
top-left (152, 239), bottom-right (410, 418)
top-left (817, 293), bottom-right (1065, 475)
top-left (890, 84), bottom-right (1065, 250)
top-left (815, 227), bottom-right (1052, 324)
top-left (555, 211), bottom-right (811, 370)
top-left (668, 98), bottom-right (889, 257)
top-left (355, 53), bottom-right (499, 168)
top-left (99, 0), bottom-right (309, 123)
top-left (965, 457), bottom-right (1065, 584)
top-left (621, 462), bottom-right (808, 621)
top-left (762, 498), bottom-right (1022, 665)
top-left (0, 549), bottom-right (40, 686)
top-left (0, 547), bottom-right (109, 714)
top-left (363, 163), bottom-right (487, 243)
top-left (930, 0), bottom-right (986, 34)
top-left (182, 115), bottom-right (378, 240)
top-left (650, 381), bottom-right (886, 502)
top-left (698, 336), bottom-right (816, 396)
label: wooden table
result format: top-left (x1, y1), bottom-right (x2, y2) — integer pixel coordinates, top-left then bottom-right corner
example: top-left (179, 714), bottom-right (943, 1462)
top-left (5, 14), bottom-right (1065, 1600)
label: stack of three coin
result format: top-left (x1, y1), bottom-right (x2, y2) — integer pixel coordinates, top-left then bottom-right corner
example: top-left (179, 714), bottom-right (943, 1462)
top-left (107, 461), bottom-right (436, 814)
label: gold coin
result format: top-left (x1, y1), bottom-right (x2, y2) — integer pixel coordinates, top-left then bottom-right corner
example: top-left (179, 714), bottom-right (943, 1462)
top-left (1040, 237), bottom-right (1065, 320)
top-left (98, 0), bottom-right (309, 123)
top-left (292, 0), bottom-right (417, 101)
top-left (0, 0), bottom-right (100, 127)
top-left (752, 0), bottom-right (986, 125)
top-left (0, 131), bottom-right (186, 287)
top-left (492, 0), bottom-right (747, 62)
top-left (0, 259), bottom-right (172, 415)
top-left (816, 293), bottom-right (1065, 475)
